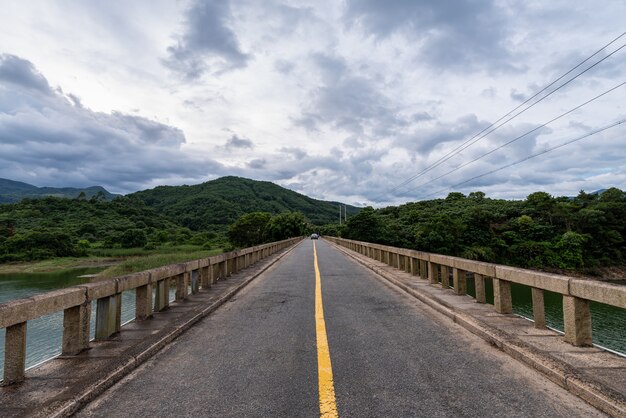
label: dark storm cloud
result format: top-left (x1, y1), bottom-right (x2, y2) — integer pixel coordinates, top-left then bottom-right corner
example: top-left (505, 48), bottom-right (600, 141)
top-left (223, 135), bottom-right (254, 149)
top-left (247, 158), bottom-right (266, 169)
top-left (294, 52), bottom-right (405, 137)
top-left (0, 54), bottom-right (51, 94)
top-left (344, 0), bottom-right (515, 72)
top-left (164, 0), bottom-right (249, 79)
top-left (0, 55), bottom-right (221, 192)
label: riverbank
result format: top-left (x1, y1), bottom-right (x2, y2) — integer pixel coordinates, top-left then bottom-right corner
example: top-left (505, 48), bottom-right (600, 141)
top-left (0, 245), bottom-right (224, 276)
top-left (0, 257), bottom-right (118, 274)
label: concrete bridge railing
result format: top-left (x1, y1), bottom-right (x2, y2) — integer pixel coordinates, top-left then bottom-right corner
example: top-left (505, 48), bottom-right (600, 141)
top-left (0, 237), bottom-right (301, 385)
top-left (326, 236), bottom-right (626, 349)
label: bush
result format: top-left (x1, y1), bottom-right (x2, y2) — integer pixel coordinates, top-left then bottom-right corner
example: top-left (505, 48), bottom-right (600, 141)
top-left (119, 229), bottom-right (148, 248)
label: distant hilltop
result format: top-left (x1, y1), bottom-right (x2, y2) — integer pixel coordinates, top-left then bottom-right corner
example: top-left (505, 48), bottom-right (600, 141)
top-left (0, 178), bottom-right (120, 204)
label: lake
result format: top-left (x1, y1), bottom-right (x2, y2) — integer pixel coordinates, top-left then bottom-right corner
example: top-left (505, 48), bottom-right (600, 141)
top-left (0, 268), bottom-right (176, 378)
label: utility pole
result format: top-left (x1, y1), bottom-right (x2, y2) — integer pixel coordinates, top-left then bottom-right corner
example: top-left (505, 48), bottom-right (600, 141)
top-left (344, 205), bottom-right (347, 223)
top-left (339, 204), bottom-right (342, 225)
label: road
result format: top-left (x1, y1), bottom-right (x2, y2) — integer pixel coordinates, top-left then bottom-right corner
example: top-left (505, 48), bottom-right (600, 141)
top-left (79, 239), bottom-right (604, 417)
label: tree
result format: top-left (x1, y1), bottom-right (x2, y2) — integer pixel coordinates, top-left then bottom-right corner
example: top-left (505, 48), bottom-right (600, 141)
top-left (228, 212), bottom-right (272, 247)
top-left (344, 207), bottom-right (384, 243)
top-left (266, 212), bottom-right (308, 241)
top-left (119, 229), bottom-right (148, 248)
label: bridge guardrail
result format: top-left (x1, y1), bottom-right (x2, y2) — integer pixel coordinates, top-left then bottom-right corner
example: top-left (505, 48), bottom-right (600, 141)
top-left (325, 236), bottom-right (626, 349)
top-left (0, 237), bottom-right (302, 385)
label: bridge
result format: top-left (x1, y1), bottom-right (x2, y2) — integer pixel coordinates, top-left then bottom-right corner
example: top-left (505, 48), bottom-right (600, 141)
top-left (1, 237), bottom-right (625, 417)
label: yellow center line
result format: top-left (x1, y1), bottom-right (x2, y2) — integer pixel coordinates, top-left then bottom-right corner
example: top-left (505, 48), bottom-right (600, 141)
top-left (314, 241), bottom-right (339, 418)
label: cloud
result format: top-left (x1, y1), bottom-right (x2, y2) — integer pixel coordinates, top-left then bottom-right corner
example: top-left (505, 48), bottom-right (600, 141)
top-left (343, 0), bottom-right (515, 72)
top-left (247, 158), bottom-right (266, 169)
top-left (0, 55), bottom-right (221, 193)
top-left (0, 54), bottom-right (51, 94)
top-left (294, 52), bottom-right (405, 138)
top-left (164, 0), bottom-right (249, 79)
top-left (279, 147), bottom-right (307, 160)
top-left (223, 135), bottom-right (254, 149)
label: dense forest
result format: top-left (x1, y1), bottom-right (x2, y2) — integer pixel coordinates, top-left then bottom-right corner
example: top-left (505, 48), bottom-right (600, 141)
top-left (130, 176), bottom-right (359, 231)
top-left (327, 188), bottom-right (626, 274)
top-left (0, 195), bottom-right (198, 262)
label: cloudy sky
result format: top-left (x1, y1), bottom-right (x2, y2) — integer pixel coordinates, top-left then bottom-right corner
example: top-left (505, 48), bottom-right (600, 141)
top-left (0, 0), bottom-right (624, 205)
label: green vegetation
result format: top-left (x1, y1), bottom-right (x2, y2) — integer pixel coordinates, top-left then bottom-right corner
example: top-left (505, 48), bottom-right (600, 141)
top-left (98, 247), bottom-right (223, 278)
top-left (228, 211), bottom-right (309, 247)
top-left (336, 188), bottom-right (626, 273)
top-left (0, 176), bottom-right (334, 267)
top-left (0, 196), bottom-right (224, 263)
top-left (131, 176), bottom-right (359, 231)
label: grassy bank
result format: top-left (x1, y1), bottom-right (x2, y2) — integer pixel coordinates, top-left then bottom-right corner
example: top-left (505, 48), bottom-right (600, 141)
top-left (97, 248), bottom-right (223, 278)
top-left (0, 245), bottom-right (223, 276)
top-left (0, 256), bottom-right (116, 274)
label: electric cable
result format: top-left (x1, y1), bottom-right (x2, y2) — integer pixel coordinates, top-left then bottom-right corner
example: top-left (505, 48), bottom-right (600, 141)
top-left (403, 81), bottom-right (626, 194)
top-left (375, 31), bottom-right (626, 201)
top-left (420, 118), bottom-right (626, 199)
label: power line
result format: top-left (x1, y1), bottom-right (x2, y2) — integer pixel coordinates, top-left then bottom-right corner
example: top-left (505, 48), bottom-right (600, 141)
top-left (397, 40), bottom-right (626, 194)
top-left (375, 31), bottom-right (626, 201)
top-left (420, 118), bottom-right (626, 199)
top-left (403, 81), bottom-right (626, 194)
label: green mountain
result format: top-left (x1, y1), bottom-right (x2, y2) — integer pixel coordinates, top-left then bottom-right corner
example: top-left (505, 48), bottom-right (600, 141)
top-left (130, 176), bottom-right (360, 231)
top-left (0, 178), bottom-right (119, 203)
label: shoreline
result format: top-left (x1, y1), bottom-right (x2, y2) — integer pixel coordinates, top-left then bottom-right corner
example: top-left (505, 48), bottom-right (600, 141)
top-left (0, 257), bottom-right (122, 275)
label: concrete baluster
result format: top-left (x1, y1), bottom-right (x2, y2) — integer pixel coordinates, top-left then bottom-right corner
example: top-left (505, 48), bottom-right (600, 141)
top-left (3, 321), bottom-right (27, 384)
top-left (428, 262), bottom-right (438, 284)
top-left (175, 273), bottom-right (187, 301)
top-left (474, 274), bottom-right (486, 303)
top-left (409, 258), bottom-right (417, 276)
top-left (493, 278), bottom-right (512, 314)
top-left (531, 287), bottom-right (545, 328)
top-left (191, 270), bottom-right (199, 294)
top-left (154, 279), bottom-right (169, 311)
top-left (213, 263), bottom-right (221, 283)
top-left (62, 302), bottom-right (91, 355)
top-left (453, 268), bottom-right (467, 295)
top-left (204, 265), bottom-right (212, 288)
top-left (563, 296), bottom-right (592, 346)
top-left (95, 295), bottom-right (118, 340)
top-left (135, 283), bottom-right (153, 320)
top-left (441, 265), bottom-right (450, 289)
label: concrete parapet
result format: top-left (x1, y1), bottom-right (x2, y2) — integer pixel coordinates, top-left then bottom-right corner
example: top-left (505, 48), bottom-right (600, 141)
top-left (80, 281), bottom-right (117, 302)
top-left (570, 279), bottom-right (626, 309)
top-left (116, 272), bottom-right (150, 293)
top-left (453, 258), bottom-right (496, 277)
top-left (495, 265), bottom-right (569, 294)
top-left (185, 259), bottom-right (200, 272)
top-left (0, 287), bottom-right (86, 329)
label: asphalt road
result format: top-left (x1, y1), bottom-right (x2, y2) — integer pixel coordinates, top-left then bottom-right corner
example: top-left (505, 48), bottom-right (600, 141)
top-left (78, 239), bottom-right (604, 417)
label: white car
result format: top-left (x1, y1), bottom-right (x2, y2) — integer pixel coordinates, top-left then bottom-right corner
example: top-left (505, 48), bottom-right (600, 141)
top-left (310, 233), bottom-right (319, 240)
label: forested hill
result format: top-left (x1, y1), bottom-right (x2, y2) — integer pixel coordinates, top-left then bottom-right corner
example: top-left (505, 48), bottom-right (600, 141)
top-left (0, 178), bottom-right (119, 203)
top-left (130, 176), bottom-right (360, 230)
